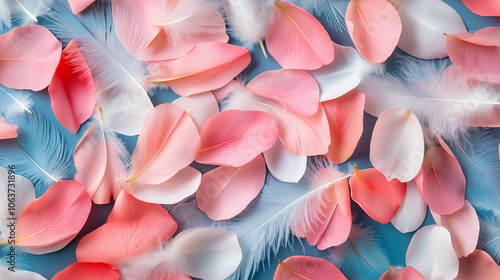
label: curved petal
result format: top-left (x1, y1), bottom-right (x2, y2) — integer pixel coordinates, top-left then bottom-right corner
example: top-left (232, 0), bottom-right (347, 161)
top-left (273, 255), bottom-right (347, 280)
top-left (53, 262), bottom-right (119, 280)
top-left (172, 92), bottom-right (220, 131)
top-left (455, 249), bottom-right (500, 280)
top-left (391, 179), bottom-right (427, 233)
top-left (263, 139), bottom-right (307, 183)
top-left (462, 0), bottom-right (500, 17)
top-left (0, 117), bottom-right (17, 140)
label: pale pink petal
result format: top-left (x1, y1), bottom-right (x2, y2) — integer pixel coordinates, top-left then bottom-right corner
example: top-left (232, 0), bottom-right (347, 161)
top-left (431, 200), bottom-right (479, 258)
top-left (16, 181), bottom-right (91, 249)
top-left (462, 0), bottom-right (500, 17)
top-left (147, 42), bottom-right (251, 96)
top-left (246, 69), bottom-right (319, 116)
top-left (172, 92), bottom-right (220, 131)
top-left (74, 124), bottom-right (126, 205)
top-left (345, 0), bottom-right (402, 63)
top-left (49, 41), bottom-right (95, 133)
top-left (53, 262), bottom-right (119, 280)
top-left (0, 117), bottom-right (17, 140)
top-left (123, 166), bottom-right (201, 205)
top-left (401, 266), bottom-right (425, 280)
top-left (273, 256), bottom-right (347, 280)
top-left (0, 25), bottom-right (61, 91)
top-left (265, 1), bottom-right (334, 70)
top-left (415, 136), bottom-right (466, 215)
top-left (112, 0), bottom-right (228, 61)
top-left (323, 90), bottom-right (365, 164)
top-left (68, 0), bottom-right (95, 14)
top-left (76, 190), bottom-right (177, 267)
top-left (127, 103), bottom-right (200, 185)
top-left (197, 155), bottom-right (266, 220)
top-left (446, 27), bottom-right (500, 83)
top-left (455, 249), bottom-right (500, 280)
top-left (349, 167), bottom-right (406, 224)
top-left (196, 110), bottom-right (278, 167)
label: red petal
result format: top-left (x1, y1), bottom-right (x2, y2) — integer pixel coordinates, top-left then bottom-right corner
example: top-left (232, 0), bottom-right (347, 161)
top-left (53, 262), bottom-right (119, 280)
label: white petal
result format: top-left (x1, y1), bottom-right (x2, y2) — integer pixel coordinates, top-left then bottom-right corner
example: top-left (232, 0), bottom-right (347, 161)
top-left (263, 139), bottom-right (307, 183)
top-left (0, 269), bottom-right (46, 280)
top-left (172, 92), bottom-right (219, 131)
top-left (391, 179), bottom-right (427, 233)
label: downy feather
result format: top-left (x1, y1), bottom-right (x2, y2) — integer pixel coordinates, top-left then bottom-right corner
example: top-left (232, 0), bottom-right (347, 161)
top-left (360, 59), bottom-right (500, 141)
top-left (220, 158), bottom-right (352, 280)
top-left (327, 221), bottom-right (391, 280)
top-left (47, 1), bottom-right (153, 135)
top-left (478, 214), bottom-right (500, 263)
top-left (225, 0), bottom-right (273, 49)
top-left (451, 132), bottom-right (500, 215)
top-left (0, 85), bottom-right (33, 117)
top-left (0, 0), bottom-right (53, 29)
top-left (0, 110), bottom-right (71, 195)
top-left (291, 0), bottom-right (348, 29)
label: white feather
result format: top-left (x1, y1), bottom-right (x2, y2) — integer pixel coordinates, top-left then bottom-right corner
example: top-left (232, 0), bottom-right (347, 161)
top-left (0, 1), bottom-right (11, 29)
top-left (359, 60), bottom-right (500, 141)
top-left (220, 159), bottom-right (352, 280)
top-left (0, 86), bottom-right (33, 117)
top-left (0, 0), bottom-right (53, 28)
top-left (226, 0), bottom-right (273, 48)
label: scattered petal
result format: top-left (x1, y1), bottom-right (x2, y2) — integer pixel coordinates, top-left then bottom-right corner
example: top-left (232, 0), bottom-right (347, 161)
top-left (274, 255), bottom-right (347, 280)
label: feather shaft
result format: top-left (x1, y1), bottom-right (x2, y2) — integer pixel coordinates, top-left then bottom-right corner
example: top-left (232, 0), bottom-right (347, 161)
top-left (0, 87), bottom-right (31, 114)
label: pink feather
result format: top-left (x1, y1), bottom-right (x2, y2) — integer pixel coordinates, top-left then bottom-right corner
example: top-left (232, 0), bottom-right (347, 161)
top-left (52, 262), bottom-right (119, 280)
top-left (323, 90), bottom-right (365, 164)
top-left (446, 27), bottom-right (500, 83)
top-left (345, 0), bottom-right (402, 63)
top-left (0, 25), bottom-right (61, 91)
top-left (349, 167), bottom-right (406, 224)
top-left (431, 200), bottom-right (480, 258)
top-left (0, 117), bottom-right (17, 139)
top-left (265, 1), bottom-right (334, 70)
top-left (462, 0), bottom-right (500, 17)
top-left (127, 103), bottom-right (200, 185)
top-left (197, 155), bottom-right (266, 220)
top-left (415, 135), bottom-right (466, 215)
top-left (16, 181), bottom-right (91, 249)
top-left (76, 190), bottom-right (177, 267)
top-left (68, 0), bottom-right (95, 14)
top-left (147, 42), bottom-right (251, 96)
top-left (196, 110), bottom-right (277, 167)
top-left (48, 41), bottom-right (95, 133)
top-left (273, 256), bottom-right (347, 280)
top-left (245, 69), bottom-right (319, 116)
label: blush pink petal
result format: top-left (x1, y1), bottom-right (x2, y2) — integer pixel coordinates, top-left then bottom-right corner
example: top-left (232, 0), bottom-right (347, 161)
top-left (273, 256), bottom-right (347, 280)
top-left (0, 117), bottom-right (17, 139)
top-left (462, 0), bottom-right (500, 17)
top-left (455, 249), bottom-right (500, 280)
top-left (265, 1), bottom-right (334, 70)
top-left (68, 0), bottom-right (95, 14)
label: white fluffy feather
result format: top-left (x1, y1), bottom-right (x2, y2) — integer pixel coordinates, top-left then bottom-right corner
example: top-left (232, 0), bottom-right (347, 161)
top-left (0, 86), bottom-right (33, 117)
top-left (359, 60), bottom-right (500, 141)
top-left (226, 0), bottom-right (273, 48)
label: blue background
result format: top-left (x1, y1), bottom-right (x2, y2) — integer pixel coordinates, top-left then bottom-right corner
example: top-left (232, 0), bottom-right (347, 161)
top-left (0, 0), bottom-right (499, 279)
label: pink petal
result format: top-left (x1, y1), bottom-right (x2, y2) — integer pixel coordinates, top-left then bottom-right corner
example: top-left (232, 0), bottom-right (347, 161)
top-left (16, 181), bottom-right (91, 248)
top-left (127, 103), bottom-right (200, 185)
top-left (415, 136), bottom-right (466, 215)
top-left (212, 80), bottom-right (239, 103)
top-left (345, 0), bottom-right (402, 63)
top-left (323, 90), bottom-right (365, 164)
top-left (349, 167), bottom-right (406, 224)
top-left (462, 0), bottom-right (500, 17)
top-left (112, 0), bottom-right (228, 61)
top-left (73, 124), bottom-right (126, 205)
top-left (147, 42), bottom-right (250, 96)
top-left (76, 190), bottom-right (177, 267)
top-left (265, 1), bottom-right (334, 70)
top-left (68, 0), bottom-right (95, 14)
top-left (197, 155), bottom-right (266, 220)
top-left (52, 262), bottom-right (119, 280)
top-left (380, 266), bottom-right (404, 280)
top-left (446, 27), bottom-right (500, 83)
top-left (123, 166), bottom-right (201, 205)
top-left (291, 168), bottom-right (351, 249)
top-left (273, 256), bottom-right (347, 280)
top-left (246, 69), bottom-right (319, 116)
top-left (0, 117), bottom-right (17, 140)
top-left (0, 25), bottom-right (61, 91)
top-left (49, 41), bottom-right (95, 133)
top-left (196, 110), bottom-right (278, 167)
top-left (401, 266), bottom-right (425, 280)
top-left (455, 249), bottom-right (500, 280)
top-left (431, 200), bottom-right (479, 258)
top-left (172, 92), bottom-right (220, 131)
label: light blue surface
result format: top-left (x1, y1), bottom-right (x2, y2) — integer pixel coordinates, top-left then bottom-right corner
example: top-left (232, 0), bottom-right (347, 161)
top-left (0, 0), bottom-right (498, 279)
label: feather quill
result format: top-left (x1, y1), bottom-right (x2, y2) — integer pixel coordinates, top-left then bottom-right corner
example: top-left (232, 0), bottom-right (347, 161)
top-left (360, 60), bottom-right (500, 141)
top-left (0, 0), bottom-right (53, 29)
top-left (327, 221), bottom-right (391, 280)
top-left (220, 159), bottom-right (352, 279)
top-left (0, 110), bottom-right (71, 194)
top-left (0, 85), bottom-right (32, 117)
top-left (47, 1), bottom-right (153, 135)
top-left (291, 0), bottom-right (348, 29)
top-left (478, 214), bottom-right (500, 263)
top-left (451, 132), bottom-right (500, 215)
